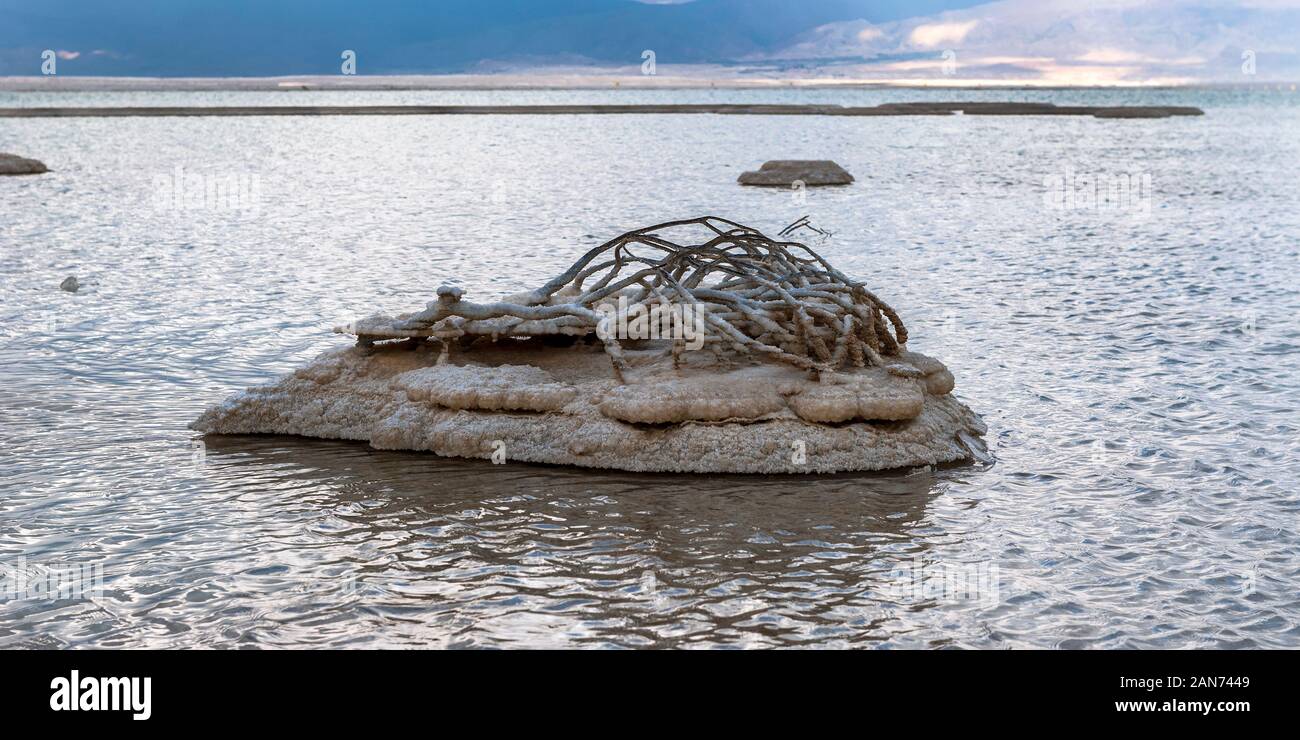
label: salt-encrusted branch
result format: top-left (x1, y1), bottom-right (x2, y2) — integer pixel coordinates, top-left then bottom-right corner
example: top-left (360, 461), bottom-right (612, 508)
top-left (337, 217), bottom-right (910, 379)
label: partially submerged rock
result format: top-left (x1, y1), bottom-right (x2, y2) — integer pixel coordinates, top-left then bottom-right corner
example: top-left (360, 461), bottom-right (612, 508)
top-left (738, 160), bottom-right (853, 187)
top-left (0, 152), bottom-right (49, 175)
top-left (193, 217), bottom-right (985, 473)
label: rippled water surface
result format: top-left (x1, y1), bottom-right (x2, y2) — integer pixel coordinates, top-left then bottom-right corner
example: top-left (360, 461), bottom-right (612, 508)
top-left (2, 88), bottom-right (1298, 648)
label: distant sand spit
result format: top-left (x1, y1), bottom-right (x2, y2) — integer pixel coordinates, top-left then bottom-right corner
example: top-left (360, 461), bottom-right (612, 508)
top-left (0, 102), bottom-right (1203, 118)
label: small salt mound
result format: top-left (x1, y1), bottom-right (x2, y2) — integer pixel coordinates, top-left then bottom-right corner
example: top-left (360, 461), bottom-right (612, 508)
top-left (738, 160), bottom-right (853, 187)
top-left (893, 350), bottom-right (955, 395)
top-left (397, 364), bottom-right (577, 412)
top-left (0, 152), bottom-right (49, 175)
top-left (787, 371), bottom-right (924, 422)
top-left (599, 376), bottom-right (786, 423)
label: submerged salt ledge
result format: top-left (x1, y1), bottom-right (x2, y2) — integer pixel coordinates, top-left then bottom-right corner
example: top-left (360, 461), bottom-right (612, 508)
top-left (191, 343), bottom-right (984, 473)
top-left (193, 217), bottom-right (986, 473)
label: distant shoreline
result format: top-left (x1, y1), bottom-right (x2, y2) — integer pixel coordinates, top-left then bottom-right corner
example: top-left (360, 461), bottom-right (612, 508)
top-left (0, 102), bottom-right (1205, 119)
top-left (0, 74), bottom-right (1284, 93)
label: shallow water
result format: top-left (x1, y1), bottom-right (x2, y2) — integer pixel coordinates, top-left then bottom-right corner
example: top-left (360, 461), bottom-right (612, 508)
top-left (1, 88), bottom-right (1298, 648)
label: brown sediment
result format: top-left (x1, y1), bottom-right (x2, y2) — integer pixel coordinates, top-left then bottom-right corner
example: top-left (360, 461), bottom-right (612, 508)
top-left (0, 102), bottom-right (1203, 118)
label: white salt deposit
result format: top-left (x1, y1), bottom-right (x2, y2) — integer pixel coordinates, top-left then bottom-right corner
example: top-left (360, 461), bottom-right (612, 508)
top-left (193, 218), bottom-right (986, 473)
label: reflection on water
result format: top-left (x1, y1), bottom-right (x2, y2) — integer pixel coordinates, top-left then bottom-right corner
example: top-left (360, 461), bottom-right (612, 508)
top-left (1, 87), bottom-right (1298, 647)
top-left (196, 436), bottom-right (957, 648)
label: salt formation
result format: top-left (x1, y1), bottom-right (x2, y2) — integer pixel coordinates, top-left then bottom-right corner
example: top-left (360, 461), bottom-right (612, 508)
top-left (193, 217), bottom-right (985, 473)
top-left (0, 152), bottom-right (48, 175)
top-left (738, 160), bottom-right (854, 187)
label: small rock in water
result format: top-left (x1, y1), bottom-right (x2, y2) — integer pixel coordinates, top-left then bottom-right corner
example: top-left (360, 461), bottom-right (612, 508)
top-left (738, 160), bottom-right (854, 187)
top-left (60, 276), bottom-right (80, 293)
top-left (0, 152), bottom-right (50, 176)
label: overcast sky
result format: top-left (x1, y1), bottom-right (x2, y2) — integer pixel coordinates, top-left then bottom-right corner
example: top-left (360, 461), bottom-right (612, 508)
top-left (1, 0), bottom-right (1296, 83)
